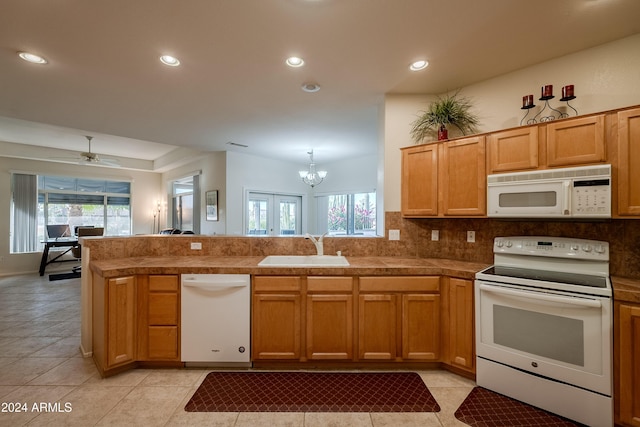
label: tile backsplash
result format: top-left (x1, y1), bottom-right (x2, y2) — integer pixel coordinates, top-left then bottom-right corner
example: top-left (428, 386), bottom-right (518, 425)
top-left (385, 212), bottom-right (639, 279)
top-left (83, 211), bottom-right (640, 279)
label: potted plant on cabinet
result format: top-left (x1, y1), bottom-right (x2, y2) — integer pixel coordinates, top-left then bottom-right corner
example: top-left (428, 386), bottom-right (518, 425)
top-left (410, 91), bottom-right (479, 142)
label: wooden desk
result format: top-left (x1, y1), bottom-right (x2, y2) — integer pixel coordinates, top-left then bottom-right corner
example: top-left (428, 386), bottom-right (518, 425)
top-left (39, 238), bottom-right (78, 276)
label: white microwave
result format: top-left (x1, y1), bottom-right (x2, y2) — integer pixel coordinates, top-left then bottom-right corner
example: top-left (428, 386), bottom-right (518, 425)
top-left (487, 164), bottom-right (611, 218)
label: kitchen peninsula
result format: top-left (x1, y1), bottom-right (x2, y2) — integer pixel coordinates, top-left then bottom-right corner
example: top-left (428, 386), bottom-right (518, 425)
top-left (83, 234), bottom-right (487, 378)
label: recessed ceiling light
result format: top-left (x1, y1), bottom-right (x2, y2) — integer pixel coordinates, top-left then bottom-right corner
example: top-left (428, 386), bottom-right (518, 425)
top-left (160, 55), bottom-right (181, 66)
top-left (18, 52), bottom-right (47, 64)
top-left (286, 56), bottom-right (305, 67)
top-left (409, 60), bottom-right (429, 71)
top-left (301, 83), bottom-right (320, 93)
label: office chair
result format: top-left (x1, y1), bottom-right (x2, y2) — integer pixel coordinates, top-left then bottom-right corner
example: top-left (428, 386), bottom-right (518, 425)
top-left (160, 228), bottom-right (181, 234)
top-left (48, 227), bottom-right (103, 281)
top-left (71, 227), bottom-right (104, 273)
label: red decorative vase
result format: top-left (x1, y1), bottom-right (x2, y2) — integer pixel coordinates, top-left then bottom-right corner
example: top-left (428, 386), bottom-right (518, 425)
top-left (438, 124), bottom-right (448, 140)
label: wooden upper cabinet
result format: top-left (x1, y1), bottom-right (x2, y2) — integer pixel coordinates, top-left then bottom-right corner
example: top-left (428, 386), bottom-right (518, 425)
top-left (617, 107), bottom-right (640, 216)
top-left (546, 114), bottom-right (606, 167)
top-left (401, 137), bottom-right (486, 217)
top-left (488, 126), bottom-right (539, 173)
top-left (401, 144), bottom-right (438, 217)
top-left (439, 136), bottom-right (486, 216)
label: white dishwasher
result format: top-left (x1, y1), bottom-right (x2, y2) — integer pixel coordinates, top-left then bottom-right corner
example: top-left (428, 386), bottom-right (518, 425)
top-left (181, 274), bottom-right (251, 366)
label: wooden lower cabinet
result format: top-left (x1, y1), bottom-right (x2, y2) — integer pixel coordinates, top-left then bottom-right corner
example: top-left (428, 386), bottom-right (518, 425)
top-left (616, 302), bottom-right (640, 426)
top-left (445, 277), bottom-right (475, 373)
top-left (402, 294), bottom-right (440, 360)
top-left (253, 275), bottom-right (447, 364)
top-left (252, 276), bottom-right (302, 360)
top-left (93, 273), bottom-right (181, 377)
top-left (306, 277), bottom-right (354, 360)
top-left (359, 294), bottom-right (397, 360)
top-left (137, 275), bottom-right (180, 361)
top-left (107, 276), bottom-right (136, 367)
top-left (92, 273), bottom-right (137, 376)
top-left (359, 276), bottom-right (441, 361)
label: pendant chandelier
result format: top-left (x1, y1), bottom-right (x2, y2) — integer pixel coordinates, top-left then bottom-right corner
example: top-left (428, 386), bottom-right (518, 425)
top-left (298, 150), bottom-right (327, 188)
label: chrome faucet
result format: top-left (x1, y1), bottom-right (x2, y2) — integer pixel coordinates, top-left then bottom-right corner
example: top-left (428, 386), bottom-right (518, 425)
top-left (304, 233), bottom-right (327, 256)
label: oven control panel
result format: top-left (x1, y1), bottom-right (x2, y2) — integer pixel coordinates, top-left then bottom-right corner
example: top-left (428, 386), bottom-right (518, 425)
top-left (494, 236), bottom-right (609, 260)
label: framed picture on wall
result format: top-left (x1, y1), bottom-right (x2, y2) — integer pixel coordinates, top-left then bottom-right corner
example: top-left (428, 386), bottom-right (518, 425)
top-left (206, 190), bottom-right (218, 221)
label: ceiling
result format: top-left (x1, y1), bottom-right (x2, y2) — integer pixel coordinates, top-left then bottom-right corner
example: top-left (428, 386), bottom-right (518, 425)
top-left (1, 0), bottom-right (639, 170)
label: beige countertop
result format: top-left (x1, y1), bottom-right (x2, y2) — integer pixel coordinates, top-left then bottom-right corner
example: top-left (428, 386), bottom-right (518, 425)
top-left (612, 276), bottom-right (640, 304)
top-left (89, 256), bottom-right (489, 280)
top-left (89, 255), bottom-right (640, 302)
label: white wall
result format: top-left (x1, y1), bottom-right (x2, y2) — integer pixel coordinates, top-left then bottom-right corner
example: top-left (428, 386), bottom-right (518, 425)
top-left (226, 151), bottom-right (313, 236)
top-left (225, 151), bottom-right (379, 235)
top-left (0, 157), bottom-right (161, 275)
top-left (383, 33), bottom-right (640, 212)
top-left (161, 151), bottom-right (227, 236)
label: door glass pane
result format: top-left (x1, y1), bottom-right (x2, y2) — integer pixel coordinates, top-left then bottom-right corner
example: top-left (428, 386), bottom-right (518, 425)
top-left (180, 194), bottom-right (194, 232)
top-left (248, 198), bottom-right (268, 234)
top-left (493, 305), bottom-right (584, 366)
top-left (279, 200), bottom-right (297, 235)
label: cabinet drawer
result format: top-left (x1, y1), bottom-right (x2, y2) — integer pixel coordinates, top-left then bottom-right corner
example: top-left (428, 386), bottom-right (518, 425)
top-left (147, 326), bottom-right (178, 359)
top-left (149, 275), bottom-right (179, 292)
top-left (307, 277), bottom-right (354, 292)
top-left (359, 276), bottom-right (440, 293)
top-left (148, 293), bottom-right (178, 325)
top-left (253, 276), bottom-right (301, 292)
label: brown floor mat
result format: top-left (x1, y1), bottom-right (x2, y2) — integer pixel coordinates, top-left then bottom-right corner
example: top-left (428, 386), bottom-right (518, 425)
top-left (185, 371), bottom-right (441, 412)
top-left (455, 387), bottom-right (584, 426)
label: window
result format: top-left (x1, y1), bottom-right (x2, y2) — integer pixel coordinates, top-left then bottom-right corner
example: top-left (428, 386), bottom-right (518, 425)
top-left (318, 191), bottom-right (376, 236)
top-left (10, 173), bottom-right (132, 253)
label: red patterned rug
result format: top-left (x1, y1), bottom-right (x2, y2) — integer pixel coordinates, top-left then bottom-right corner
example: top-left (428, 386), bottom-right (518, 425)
top-left (185, 371), bottom-right (441, 412)
top-left (455, 387), bottom-right (584, 426)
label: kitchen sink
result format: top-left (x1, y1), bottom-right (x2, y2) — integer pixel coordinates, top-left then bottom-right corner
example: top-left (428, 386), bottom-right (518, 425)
top-left (258, 255), bottom-right (350, 267)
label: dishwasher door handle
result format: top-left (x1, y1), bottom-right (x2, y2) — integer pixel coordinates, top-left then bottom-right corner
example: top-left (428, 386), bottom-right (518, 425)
top-left (182, 281), bottom-right (248, 291)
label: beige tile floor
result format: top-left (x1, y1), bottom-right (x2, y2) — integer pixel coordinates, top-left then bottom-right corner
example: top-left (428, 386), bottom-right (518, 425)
top-left (0, 273), bottom-right (474, 426)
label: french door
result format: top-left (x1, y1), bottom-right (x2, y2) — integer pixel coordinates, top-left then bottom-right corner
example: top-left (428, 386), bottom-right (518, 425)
top-left (246, 192), bottom-right (302, 235)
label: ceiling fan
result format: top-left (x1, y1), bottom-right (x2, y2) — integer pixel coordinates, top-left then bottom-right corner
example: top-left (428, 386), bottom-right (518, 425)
top-left (65, 136), bottom-right (120, 167)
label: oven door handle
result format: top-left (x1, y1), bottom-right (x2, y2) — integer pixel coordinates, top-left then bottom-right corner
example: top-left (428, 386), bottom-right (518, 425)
top-left (479, 284), bottom-right (602, 308)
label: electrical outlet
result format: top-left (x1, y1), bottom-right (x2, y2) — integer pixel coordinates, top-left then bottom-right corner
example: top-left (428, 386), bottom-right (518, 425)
top-left (467, 231), bottom-right (476, 243)
top-left (431, 230), bottom-right (439, 241)
top-left (388, 229), bottom-right (400, 241)
top-left (190, 242), bottom-right (202, 250)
